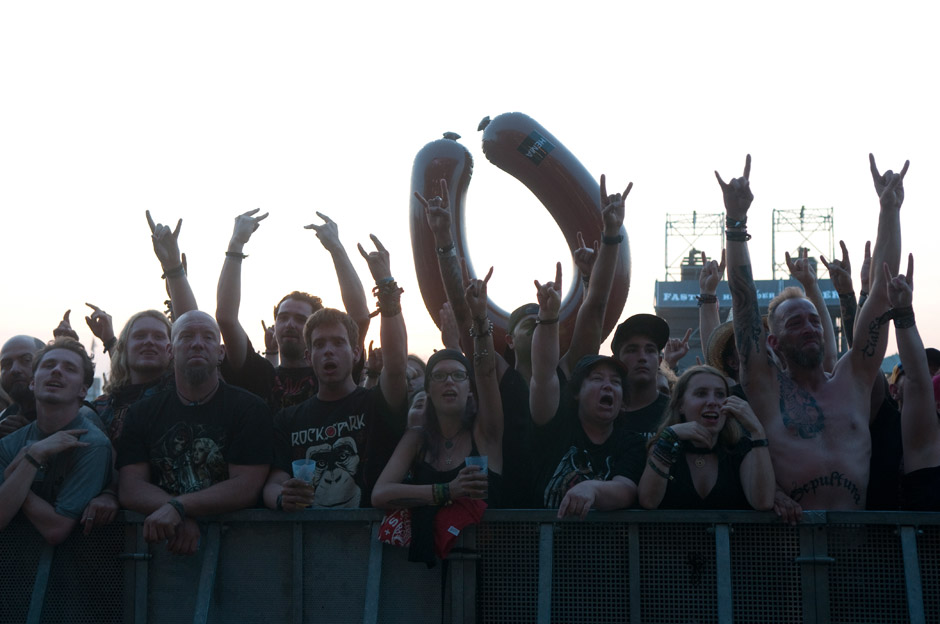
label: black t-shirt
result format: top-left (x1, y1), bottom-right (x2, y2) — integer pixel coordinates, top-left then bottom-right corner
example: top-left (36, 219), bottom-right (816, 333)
top-left (621, 393), bottom-right (670, 442)
top-left (867, 395), bottom-right (902, 510)
top-left (659, 445), bottom-right (750, 510)
top-left (116, 382), bottom-right (273, 496)
top-left (532, 404), bottom-right (646, 509)
top-left (92, 371), bottom-right (175, 443)
top-left (272, 385), bottom-right (406, 509)
top-left (220, 339), bottom-right (318, 412)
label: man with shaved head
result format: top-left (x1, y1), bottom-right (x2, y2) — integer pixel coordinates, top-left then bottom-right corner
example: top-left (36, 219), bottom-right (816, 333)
top-left (117, 311), bottom-right (273, 555)
top-left (0, 336), bottom-right (48, 439)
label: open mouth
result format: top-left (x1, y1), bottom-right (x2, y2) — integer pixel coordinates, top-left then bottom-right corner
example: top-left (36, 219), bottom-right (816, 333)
top-left (322, 362), bottom-right (338, 373)
top-left (599, 394), bottom-right (614, 407)
top-left (701, 411), bottom-right (720, 423)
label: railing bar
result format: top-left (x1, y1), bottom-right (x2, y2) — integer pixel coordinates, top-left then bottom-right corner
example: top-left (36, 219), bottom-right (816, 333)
top-left (135, 524), bottom-right (149, 624)
top-left (363, 521), bottom-right (384, 624)
top-left (628, 523), bottom-right (641, 624)
top-left (192, 523), bottom-right (221, 624)
top-left (714, 524), bottom-right (733, 624)
top-left (26, 543), bottom-right (54, 624)
top-left (293, 522), bottom-right (303, 624)
top-left (899, 526), bottom-right (925, 624)
top-left (536, 523), bottom-right (553, 624)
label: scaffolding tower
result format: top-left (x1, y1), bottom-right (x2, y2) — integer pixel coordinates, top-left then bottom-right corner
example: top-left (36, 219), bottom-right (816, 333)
top-left (663, 211), bottom-right (724, 281)
top-left (772, 206), bottom-right (835, 279)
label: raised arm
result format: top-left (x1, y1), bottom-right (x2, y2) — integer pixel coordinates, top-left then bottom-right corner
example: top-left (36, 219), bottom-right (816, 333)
top-left (358, 235), bottom-right (408, 411)
top-left (305, 212), bottom-right (370, 345)
top-left (465, 267), bottom-right (503, 473)
top-left (785, 248), bottom-right (838, 372)
top-left (215, 209), bottom-right (268, 370)
top-left (848, 155), bottom-right (907, 384)
top-left (885, 255), bottom-right (940, 473)
top-left (698, 249), bottom-right (725, 359)
top-left (559, 175), bottom-right (631, 377)
top-left (417, 180), bottom-right (472, 334)
top-left (718, 155), bottom-right (775, 389)
top-left (147, 211), bottom-right (197, 319)
top-left (822, 241), bottom-right (856, 348)
top-left (529, 263), bottom-right (562, 426)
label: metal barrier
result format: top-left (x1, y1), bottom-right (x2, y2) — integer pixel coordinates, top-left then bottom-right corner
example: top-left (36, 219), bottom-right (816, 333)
top-left (3, 509), bottom-right (939, 623)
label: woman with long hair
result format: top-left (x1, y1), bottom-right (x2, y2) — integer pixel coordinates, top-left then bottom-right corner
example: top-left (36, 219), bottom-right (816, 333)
top-left (372, 268), bottom-right (502, 508)
top-left (638, 365), bottom-right (774, 510)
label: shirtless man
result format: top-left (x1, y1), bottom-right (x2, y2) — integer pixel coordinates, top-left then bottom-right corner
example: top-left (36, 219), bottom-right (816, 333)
top-left (719, 153), bottom-right (905, 518)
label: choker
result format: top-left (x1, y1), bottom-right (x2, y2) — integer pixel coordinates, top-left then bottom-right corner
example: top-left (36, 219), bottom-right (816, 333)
top-left (177, 381), bottom-right (220, 406)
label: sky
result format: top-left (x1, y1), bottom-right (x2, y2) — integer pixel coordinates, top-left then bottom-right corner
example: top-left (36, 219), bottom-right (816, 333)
top-left (2, 2), bottom-right (939, 380)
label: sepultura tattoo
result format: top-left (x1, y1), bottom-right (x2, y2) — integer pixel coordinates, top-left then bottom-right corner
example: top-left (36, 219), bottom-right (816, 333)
top-left (779, 373), bottom-right (824, 438)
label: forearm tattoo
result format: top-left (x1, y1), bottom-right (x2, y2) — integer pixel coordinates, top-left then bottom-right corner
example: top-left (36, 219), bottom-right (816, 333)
top-left (438, 254), bottom-right (469, 324)
top-left (839, 295), bottom-right (857, 348)
top-left (779, 372), bottom-right (825, 438)
top-left (729, 264), bottom-right (763, 366)
top-left (856, 311), bottom-right (890, 358)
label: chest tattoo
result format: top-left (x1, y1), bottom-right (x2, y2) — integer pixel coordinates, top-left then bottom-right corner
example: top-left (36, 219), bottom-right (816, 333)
top-left (779, 374), bottom-right (825, 438)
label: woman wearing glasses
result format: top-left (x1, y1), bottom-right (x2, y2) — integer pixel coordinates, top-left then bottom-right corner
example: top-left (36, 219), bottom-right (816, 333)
top-left (372, 268), bottom-right (503, 509)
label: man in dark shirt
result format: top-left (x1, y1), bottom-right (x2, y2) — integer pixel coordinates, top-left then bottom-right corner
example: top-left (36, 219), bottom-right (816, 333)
top-left (612, 314), bottom-right (671, 438)
top-left (264, 236), bottom-right (408, 511)
top-left (117, 311), bottom-right (272, 555)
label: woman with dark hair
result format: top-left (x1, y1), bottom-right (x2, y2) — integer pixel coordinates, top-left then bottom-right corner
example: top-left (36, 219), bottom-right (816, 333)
top-left (372, 269), bottom-right (502, 508)
top-left (638, 365), bottom-right (774, 510)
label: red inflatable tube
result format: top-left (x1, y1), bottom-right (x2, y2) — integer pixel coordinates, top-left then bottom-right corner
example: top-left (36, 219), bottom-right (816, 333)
top-left (409, 117), bottom-right (630, 353)
top-left (409, 132), bottom-right (475, 330)
top-left (479, 112), bottom-right (630, 349)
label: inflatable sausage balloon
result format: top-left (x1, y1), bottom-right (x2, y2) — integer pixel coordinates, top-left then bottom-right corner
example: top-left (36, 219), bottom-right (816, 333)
top-left (409, 132), bottom-right (474, 329)
top-left (409, 116), bottom-right (630, 353)
top-left (479, 112), bottom-right (630, 348)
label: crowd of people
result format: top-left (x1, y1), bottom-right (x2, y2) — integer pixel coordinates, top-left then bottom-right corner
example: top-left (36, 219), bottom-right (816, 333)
top-left (2, 153), bottom-right (939, 559)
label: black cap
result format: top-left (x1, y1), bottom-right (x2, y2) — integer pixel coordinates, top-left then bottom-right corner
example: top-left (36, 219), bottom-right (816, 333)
top-left (424, 349), bottom-right (472, 391)
top-left (568, 355), bottom-right (629, 395)
top-left (507, 303), bottom-right (540, 336)
top-left (610, 314), bottom-right (670, 356)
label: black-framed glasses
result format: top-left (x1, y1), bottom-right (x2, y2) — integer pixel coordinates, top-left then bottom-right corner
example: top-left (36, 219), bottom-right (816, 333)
top-left (429, 370), bottom-right (469, 383)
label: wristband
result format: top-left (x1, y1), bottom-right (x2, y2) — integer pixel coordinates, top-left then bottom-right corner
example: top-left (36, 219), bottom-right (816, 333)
top-left (725, 229), bottom-right (751, 242)
top-left (276, 493), bottom-right (284, 511)
top-left (726, 216), bottom-right (747, 229)
top-left (696, 294), bottom-right (718, 307)
top-left (837, 292), bottom-right (855, 299)
top-left (436, 242), bottom-right (455, 256)
top-left (647, 458), bottom-right (674, 480)
top-left (167, 498), bottom-right (186, 522)
top-left (535, 317), bottom-right (559, 325)
top-left (602, 233), bottom-right (623, 245)
top-left (24, 452), bottom-right (45, 471)
top-left (163, 265), bottom-right (186, 279)
top-left (469, 318), bottom-right (494, 337)
top-left (103, 337), bottom-right (118, 354)
top-left (225, 251), bottom-right (247, 261)
top-left (891, 306), bottom-right (915, 329)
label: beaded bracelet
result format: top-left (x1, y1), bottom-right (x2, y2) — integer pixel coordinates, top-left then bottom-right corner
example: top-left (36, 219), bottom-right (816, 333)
top-left (648, 458), bottom-right (674, 480)
top-left (696, 294), bottom-right (718, 307)
top-left (470, 318), bottom-right (494, 338)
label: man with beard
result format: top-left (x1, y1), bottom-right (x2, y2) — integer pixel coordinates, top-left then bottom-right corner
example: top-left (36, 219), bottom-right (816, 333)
top-left (0, 338), bottom-right (111, 544)
top-left (216, 209), bottom-right (370, 411)
top-left (719, 154), bottom-right (904, 516)
top-left (117, 311), bottom-right (272, 554)
top-left (264, 236), bottom-right (407, 511)
top-left (0, 336), bottom-right (45, 438)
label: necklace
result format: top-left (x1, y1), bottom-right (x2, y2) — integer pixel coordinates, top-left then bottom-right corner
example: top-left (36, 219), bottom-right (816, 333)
top-left (441, 429), bottom-right (464, 465)
top-left (177, 381), bottom-right (220, 406)
top-left (685, 444), bottom-right (716, 468)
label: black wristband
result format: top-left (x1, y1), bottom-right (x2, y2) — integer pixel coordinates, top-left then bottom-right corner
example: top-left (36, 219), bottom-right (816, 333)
top-left (163, 265), bottom-right (186, 279)
top-left (276, 493), bottom-right (284, 511)
top-left (167, 498), bottom-right (186, 522)
top-left (103, 337), bottom-right (118, 354)
top-left (602, 233), bottom-right (623, 245)
top-left (436, 242), bottom-right (455, 256)
top-left (726, 216), bottom-right (747, 229)
top-left (696, 294), bottom-right (718, 307)
top-left (891, 306), bottom-right (915, 329)
top-left (536, 317), bottom-right (559, 325)
top-left (726, 229), bottom-right (752, 242)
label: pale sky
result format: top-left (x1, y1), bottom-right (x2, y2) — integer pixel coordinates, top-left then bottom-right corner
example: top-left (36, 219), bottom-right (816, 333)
top-left (2, 2), bottom-right (938, 378)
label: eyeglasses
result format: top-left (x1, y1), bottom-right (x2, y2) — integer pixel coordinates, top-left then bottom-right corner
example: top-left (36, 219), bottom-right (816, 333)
top-left (429, 370), bottom-right (469, 383)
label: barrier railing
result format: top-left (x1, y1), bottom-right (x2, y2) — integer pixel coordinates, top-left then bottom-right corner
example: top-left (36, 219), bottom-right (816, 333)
top-left (3, 510), bottom-right (939, 623)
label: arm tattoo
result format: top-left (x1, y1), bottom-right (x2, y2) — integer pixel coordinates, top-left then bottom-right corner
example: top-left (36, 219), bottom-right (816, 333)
top-left (857, 311), bottom-right (890, 358)
top-left (729, 264), bottom-right (763, 366)
top-left (839, 294), bottom-right (857, 348)
top-left (779, 372), bottom-right (825, 438)
top-left (437, 254), bottom-right (470, 327)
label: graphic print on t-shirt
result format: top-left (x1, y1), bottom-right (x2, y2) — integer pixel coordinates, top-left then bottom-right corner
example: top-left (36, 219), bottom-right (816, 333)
top-left (544, 445), bottom-right (615, 508)
top-left (306, 436), bottom-right (360, 508)
top-left (152, 422), bottom-right (228, 495)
